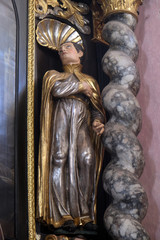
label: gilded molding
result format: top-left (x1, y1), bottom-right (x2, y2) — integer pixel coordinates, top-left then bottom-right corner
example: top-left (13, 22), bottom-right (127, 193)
top-left (35, 0), bottom-right (91, 34)
top-left (97, 0), bottom-right (143, 20)
top-left (27, 0), bottom-right (36, 240)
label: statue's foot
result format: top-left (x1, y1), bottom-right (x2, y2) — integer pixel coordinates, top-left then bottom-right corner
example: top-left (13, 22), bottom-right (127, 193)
top-left (62, 220), bottom-right (76, 232)
top-left (83, 222), bottom-right (98, 231)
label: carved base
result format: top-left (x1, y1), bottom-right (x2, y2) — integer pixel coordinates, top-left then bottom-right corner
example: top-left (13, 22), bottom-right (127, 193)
top-left (36, 225), bottom-right (97, 240)
top-left (44, 235), bottom-right (87, 240)
top-left (36, 233), bottom-right (91, 240)
top-left (45, 235), bottom-right (68, 240)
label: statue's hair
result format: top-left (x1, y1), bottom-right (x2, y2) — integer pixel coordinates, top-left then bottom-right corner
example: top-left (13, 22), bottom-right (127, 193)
top-left (72, 42), bottom-right (85, 63)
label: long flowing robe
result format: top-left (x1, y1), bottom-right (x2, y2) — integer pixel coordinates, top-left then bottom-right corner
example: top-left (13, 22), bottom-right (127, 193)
top-left (36, 64), bottom-right (105, 228)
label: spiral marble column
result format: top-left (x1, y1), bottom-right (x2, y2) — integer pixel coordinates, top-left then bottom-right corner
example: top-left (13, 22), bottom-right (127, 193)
top-left (101, 13), bottom-right (150, 240)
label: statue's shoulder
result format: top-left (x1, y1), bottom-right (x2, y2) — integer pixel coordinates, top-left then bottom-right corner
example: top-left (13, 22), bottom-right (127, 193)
top-left (43, 70), bottom-right (70, 80)
top-left (43, 70), bottom-right (60, 79)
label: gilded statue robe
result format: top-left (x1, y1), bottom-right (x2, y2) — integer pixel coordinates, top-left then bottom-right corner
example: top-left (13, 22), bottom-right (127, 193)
top-left (36, 64), bottom-right (105, 228)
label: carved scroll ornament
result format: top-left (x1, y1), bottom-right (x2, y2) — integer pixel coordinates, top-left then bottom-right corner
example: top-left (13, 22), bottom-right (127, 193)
top-left (35, 0), bottom-right (91, 34)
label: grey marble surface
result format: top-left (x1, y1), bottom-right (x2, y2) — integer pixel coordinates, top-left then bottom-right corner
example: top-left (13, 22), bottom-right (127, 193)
top-left (102, 87), bottom-right (141, 134)
top-left (103, 166), bottom-right (148, 221)
top-left (101, 12), bottom-right (150, 240)
top-left (105, 13), bottom-right (137, 31)
top-left (102, 21), bottom-right (139, 62)
top-left (102, 123), bottom-right (144, 178)
top-left (104, 206), bottom-right (150, 240)
top-left (102, 49), bottom-right (140, 95)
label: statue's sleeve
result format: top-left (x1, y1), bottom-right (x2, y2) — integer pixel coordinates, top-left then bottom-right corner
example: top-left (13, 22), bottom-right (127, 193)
top-left (51, 75), bottom-right (82, 97)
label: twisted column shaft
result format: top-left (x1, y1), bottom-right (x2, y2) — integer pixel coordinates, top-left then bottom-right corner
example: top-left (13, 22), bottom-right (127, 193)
top-left (101, 13), bottom-right (150, 240)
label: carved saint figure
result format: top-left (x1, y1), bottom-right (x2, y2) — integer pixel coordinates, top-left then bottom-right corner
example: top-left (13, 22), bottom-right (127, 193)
top-left (36, 19), bottom-right (105, 232)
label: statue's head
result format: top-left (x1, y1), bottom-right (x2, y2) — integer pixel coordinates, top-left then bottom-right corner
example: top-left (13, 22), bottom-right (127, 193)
top-left (36, 19), bottom-right (84, 64)
top-left (58, 42), bottom-right (84, 65)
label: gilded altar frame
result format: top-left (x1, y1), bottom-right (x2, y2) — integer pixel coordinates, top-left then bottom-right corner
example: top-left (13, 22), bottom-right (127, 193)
top-left (27, 0), bottom-right (36, 239)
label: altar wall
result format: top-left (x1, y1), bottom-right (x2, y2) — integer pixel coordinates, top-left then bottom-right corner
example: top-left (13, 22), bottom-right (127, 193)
top-left (136, 0), bottom-right (160, 239)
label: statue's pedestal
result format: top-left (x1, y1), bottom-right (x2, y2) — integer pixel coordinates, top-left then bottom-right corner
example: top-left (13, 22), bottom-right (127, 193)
top-left (36, 224), bottom-right (98, 240)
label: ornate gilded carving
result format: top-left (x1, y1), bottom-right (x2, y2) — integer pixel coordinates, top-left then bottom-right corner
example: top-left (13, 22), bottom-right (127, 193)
top-left (91, 0), bottom-right (108, 45)
top-left (97, 0), bottom-right (143, 20)
top-left (35, 0), bottom-right (90, 34)
top-left (92, 0), bottom-right (142, 44)
top-left (28, 0), bottom-right (36, 240)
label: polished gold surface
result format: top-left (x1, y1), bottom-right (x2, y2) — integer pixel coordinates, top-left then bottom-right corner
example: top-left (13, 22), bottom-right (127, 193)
top-left (97, 0), bottom-right (143, 19)
top-left (36, 19), bottom-right (83, 51)
top-left (28, 0), bottom-right (36, 240)
top-left (35, 0), bottom-right (90, 34)
top-left (91, 0), bottom-right (109, 45)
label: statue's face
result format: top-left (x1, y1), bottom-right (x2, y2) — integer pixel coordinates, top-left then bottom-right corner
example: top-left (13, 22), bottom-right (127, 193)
top-left (58, 42), bottom-right (83, 65)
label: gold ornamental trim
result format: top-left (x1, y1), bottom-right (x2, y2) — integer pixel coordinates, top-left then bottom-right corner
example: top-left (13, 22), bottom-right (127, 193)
top-left (98, 0), bottom-right (143, 20)
top-left (27, 0), bottom-right (36, 240)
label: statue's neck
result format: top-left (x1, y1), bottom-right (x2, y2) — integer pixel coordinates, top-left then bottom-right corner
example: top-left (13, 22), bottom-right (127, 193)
top-left (63, 64), bottom-right (83, 73)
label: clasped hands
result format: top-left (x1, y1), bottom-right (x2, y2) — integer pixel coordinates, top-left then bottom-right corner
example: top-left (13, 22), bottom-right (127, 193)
top-left (81, 82), bottom-right (104, 136)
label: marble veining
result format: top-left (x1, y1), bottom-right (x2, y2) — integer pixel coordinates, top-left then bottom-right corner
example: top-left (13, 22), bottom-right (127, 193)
top-left (102, 21), bottom-right (139, 62)
top-left (105, 13), bottom-right (137, 31)
top-left (102, 50), bottom-right (140, 95)
top-left (101, 13), bottom-right (150, 240)
top-left (102, 123), bottom-right (144, 178)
